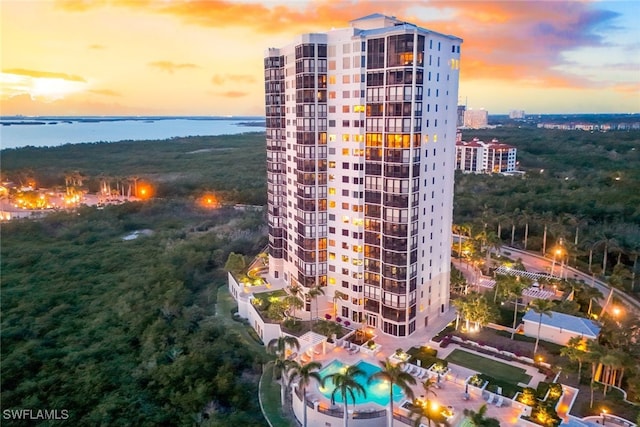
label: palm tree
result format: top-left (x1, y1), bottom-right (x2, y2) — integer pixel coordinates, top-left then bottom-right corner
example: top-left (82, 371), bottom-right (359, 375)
top-left (560, 336), bottom-right (588, 381)
top-left (288, 361), bottom-right (322, 427)
top-left (519, 210), bottom-right (533, 250)
top-left (483, 231), bottom-right (501, 273)
top-left (453, 223), bottom-right (471, 258)
top-left (322, 364), bottom-right (366, 427)
top-left (530, 298), bottom-right (555, 355)
top-left (368, 359), bottom-right (416, 427)
top-left (494, 274), bottom-right (530, 339)
top-left (586, 340), bottom-right (605, 408)
top-left (332, 290), bottom-right (348, 318)
top-left (308, 284), bottom-right (325, 325)
top-left (285, 294), bottom-right (304, 320)
top-left (462, 403), bottom-right (500, 426)
top-left (268, 335), bottom-right (300, 406)
top-left (453, 293), bottom-right (497, 332)
top-left (129, 175), bottom-right (140, 197)
top-left (600, 350), bottom-right (626, 397)
top-left (509, 208), bottom-right (522, 247)
top-left (593, 232), bottom-right (620, 276)
top-left (577, 285), bottom-right (603, 317)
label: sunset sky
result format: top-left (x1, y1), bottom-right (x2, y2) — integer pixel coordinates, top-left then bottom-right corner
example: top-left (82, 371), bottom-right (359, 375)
top-left (1, 0), bottom-right (639, 116)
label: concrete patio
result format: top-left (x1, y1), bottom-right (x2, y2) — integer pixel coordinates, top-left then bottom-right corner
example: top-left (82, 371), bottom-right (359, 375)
top-left (294, 308), bottom-right (542, 426)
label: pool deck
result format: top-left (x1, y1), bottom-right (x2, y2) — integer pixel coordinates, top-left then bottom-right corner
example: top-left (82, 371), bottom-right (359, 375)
top-left (298, 308), bottom-right (542, 426)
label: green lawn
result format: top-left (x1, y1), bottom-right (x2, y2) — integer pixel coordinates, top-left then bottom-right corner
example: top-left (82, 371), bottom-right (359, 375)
top-left (260, 363), bottom-right (296, 427)
top-left (445, 349), bottom-right (532, 384)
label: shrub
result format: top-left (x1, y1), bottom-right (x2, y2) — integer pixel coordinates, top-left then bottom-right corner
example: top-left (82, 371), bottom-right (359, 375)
top-left (518, 387), bottom-right (538, 406)
top-left (547, 383), bottom-right (563, 402)
top-left (468, 374), bottom-right (485, 387)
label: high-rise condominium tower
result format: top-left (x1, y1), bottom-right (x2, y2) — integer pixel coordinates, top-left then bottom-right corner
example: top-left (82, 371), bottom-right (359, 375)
top-left (264, 14), bottom-right (462, 337)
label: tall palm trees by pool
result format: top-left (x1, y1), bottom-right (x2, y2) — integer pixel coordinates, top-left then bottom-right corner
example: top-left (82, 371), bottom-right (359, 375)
top-left (369, 359), bottom-right (416, 427)
top-left (288, 360), bottom-right (322, 427)
top-left (322, 364), bottom-right (367, 427)
top-left (268, 335), bottom-right (300, 408)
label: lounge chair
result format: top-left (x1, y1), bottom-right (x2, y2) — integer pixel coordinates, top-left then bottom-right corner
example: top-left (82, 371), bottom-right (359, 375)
top-left (496, 397), bottom-right (504, 407)
top-left (486, 393), bottom-right (495, 404)
top-left (401, 364), bottom-right (410, 372)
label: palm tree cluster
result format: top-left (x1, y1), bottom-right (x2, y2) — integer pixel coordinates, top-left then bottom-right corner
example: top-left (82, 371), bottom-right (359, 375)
top-left (453, 210), bottom-right (640, 293)
top-left (452, 293), bottom-right (499, 332)
top-left (284, 283), bottom-right (326, 326)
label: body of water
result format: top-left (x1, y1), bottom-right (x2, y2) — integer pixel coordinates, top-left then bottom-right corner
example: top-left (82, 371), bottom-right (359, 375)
top-left (0, 116), bottom-right (265, 149)
top-left (317, 359), bottom-right (405, 406)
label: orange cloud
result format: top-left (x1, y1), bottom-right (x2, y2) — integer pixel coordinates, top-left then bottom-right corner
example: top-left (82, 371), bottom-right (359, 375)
top-left (212, 74), bottom-right (256, 85)
top-left (46, 0), bottom-right (639, 109)
top-left (3, 68), bottom-right (86, 82)
top-left (148, 61), bottom-right (199, 73)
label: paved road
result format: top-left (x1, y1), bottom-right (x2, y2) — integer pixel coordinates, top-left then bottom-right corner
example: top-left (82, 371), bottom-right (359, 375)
top-left (498, 246), bottom-right (640, 314)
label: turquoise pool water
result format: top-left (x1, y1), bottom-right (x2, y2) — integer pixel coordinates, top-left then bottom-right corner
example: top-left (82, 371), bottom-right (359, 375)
top-left (317, 360), bottom-right (406, 406)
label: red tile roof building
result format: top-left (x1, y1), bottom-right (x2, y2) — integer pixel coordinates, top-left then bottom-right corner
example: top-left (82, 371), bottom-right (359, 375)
top-left (455, 136), bottom-right (517, 173)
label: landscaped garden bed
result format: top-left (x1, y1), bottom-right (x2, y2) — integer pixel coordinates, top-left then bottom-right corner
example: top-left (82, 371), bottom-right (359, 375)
top-left (406, 345), bottom-right (444, 369)
top-left (514, 382), bottom-right (564, 427)
top-left (478, 373), bottom-right (523, 399)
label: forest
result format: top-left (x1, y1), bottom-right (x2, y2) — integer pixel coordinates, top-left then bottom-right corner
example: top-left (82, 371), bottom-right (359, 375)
top-left (1, 202), bottom-right (269, 426)
top-left (1, 126), bottom-right (639, 425)
top-left (0, 132), bottom-right (267, 205)
top-left (454, 127), bottom-right (640, 294)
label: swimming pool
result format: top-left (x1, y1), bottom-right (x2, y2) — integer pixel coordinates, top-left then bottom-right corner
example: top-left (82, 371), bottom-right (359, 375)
top-left (317, 360), bottom-right (406, 406)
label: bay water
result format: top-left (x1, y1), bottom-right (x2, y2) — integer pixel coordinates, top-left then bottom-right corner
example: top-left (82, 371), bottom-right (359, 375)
top-left (0, 117), bottom-right (265, 150)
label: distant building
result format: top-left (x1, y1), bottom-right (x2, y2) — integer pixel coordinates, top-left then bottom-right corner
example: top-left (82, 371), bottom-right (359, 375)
top-left (522, 310), bottom-right (600, 346)
top-left (509, 110), bottom-right (525, 119)
top-left (463, 108), bottom-right (488, 128)
top-left (457, 105), bottom-right (466, 128)
top-left (455, 136), bottom-right (517, 173)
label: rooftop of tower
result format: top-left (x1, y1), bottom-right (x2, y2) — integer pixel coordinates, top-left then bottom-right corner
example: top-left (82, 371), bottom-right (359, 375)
top-left (348, 13), bottom-right (463, 42)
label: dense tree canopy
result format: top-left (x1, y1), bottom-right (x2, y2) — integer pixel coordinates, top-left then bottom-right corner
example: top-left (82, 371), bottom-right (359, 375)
top-left (1, 202), bottom-right (268, 426)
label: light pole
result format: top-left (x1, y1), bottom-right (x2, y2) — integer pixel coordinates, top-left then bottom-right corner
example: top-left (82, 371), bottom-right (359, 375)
top-left (551, 248), bottom-right (562, 276)
top-left (601, 408), bottom-right (607, 425)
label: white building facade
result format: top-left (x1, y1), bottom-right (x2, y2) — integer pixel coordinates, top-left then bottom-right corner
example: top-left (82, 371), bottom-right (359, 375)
top-left (265, 14), bottom-right (462, 337)
top-left (455, 137), bottom-right (517, 173)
